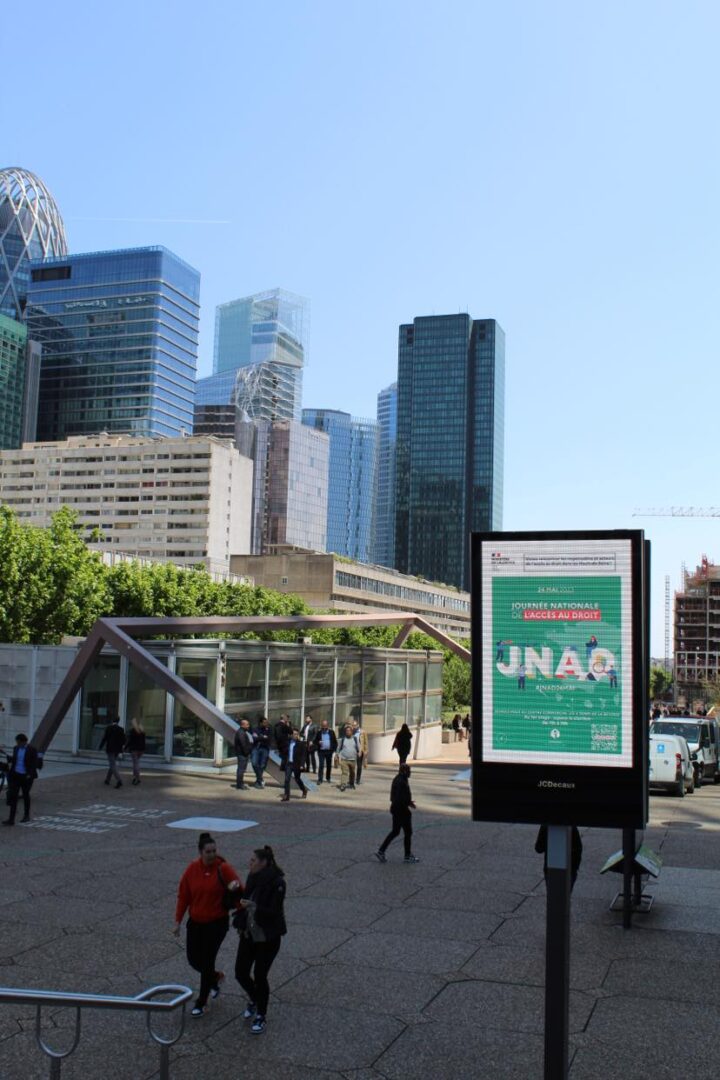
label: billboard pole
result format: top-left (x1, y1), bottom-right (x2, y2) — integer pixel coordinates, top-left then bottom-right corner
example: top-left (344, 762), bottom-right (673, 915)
top-left (544, 825), bottom-right (571, 1080)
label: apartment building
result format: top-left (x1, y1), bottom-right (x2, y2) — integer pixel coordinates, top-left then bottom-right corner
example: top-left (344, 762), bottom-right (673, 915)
top-left (229, 550), bottom-right (470, 638)
top-left (0, 434), bottom-right (253, 573)
top-left (674, 556), bottom-right (720, 694)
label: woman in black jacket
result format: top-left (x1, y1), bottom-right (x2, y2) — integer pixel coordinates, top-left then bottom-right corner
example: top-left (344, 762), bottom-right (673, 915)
top-left (391, 723), bottom-right (413, 765)
top-left (234, 845), bottom-right (286, 1034)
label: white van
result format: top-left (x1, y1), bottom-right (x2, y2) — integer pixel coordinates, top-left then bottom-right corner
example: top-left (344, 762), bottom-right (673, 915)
top-left (650, 717), bottom-right (720, 785)
top-left (649, 733), bottom-right (694, 797)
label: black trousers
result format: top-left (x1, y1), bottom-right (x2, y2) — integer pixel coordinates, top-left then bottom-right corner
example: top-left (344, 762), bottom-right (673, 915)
top-left (186, 917), bottom-right (228, 1006)
top-left (356, 753), bottom-right (365, 784)
top-left (380, 809), bottom-right (412, 856)
top-left (317, 748), bottom-right (333, 781)
top-left (284, 762), bottom-right (307, 796)
top-left (235, 934), bottom-right (281, 1016)
top-left (7, 775), bottom-right (33, 823)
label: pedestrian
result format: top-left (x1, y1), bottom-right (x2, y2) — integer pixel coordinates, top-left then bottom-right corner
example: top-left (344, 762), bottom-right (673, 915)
top-left (233, 718), bottom-right (254, 790)
top-left (251, 717), bottom-right (271, 788)
top-left (300, 714), bottom-right (317, 774)
top-left (273, 714), bottom-right (292, 766)
top-left (335, 723), bottom-right (360, 791)
top-left (374, 763), bottom-right (419, 864)
top-left (234, 844), bottom-right (287, 1035)
top-left (391, 722), bottom-right (412, 765)
top-left (534, 825), bottom-right (583, 891)
top-left (353, 719), bottom-right (369, 785)
top-left (174, 832), bottom-right (242, 1017)
top-left (99, 716), bottom-right (126, 788)
top-left (462, 714), bottom-right (471, 740)
top-left (3, 733), bottom-right (39, 826)
top-left (452, 714), bottom-right (461, 741)
top-left (281, 729), bottom-right (308, 802)
top-left (126, 717), bottom-right (146, 786)
top-left (314, 719), bottom-right (337, 784)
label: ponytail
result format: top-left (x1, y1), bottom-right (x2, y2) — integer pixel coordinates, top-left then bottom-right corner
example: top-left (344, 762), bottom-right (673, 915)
top-left (254, 844), bottom-right (283, 874)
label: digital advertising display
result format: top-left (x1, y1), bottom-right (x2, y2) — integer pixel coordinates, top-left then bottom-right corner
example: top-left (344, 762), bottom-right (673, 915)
top-left (471, 531), bottom-right (648, 829)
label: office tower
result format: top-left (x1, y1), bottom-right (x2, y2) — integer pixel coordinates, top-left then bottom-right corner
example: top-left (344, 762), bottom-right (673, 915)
top-left (395, 314), bottom-right (504, 590)
top-left (211, 288), bottom-right (307, 420)
top-left (0, 167), bottom-right (67, 320)
top-left (302, 408), bottom-right (379, 563)
top-left (0, 434), bottom-right (252, 572)
top-left (25, 247), bottom-right (200, 440)
top-left (0, 314), bottom-right (28, 448)
top-left (372, 381), bottom-right (397, 568)
top-left (254, 420), bottom-right (329, 553)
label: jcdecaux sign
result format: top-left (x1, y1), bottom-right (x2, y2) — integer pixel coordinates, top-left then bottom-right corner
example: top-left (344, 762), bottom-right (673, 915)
top-left (471, 531), bottom-right (648, 829)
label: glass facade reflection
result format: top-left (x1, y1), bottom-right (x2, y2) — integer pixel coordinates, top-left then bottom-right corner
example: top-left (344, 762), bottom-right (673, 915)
top-left (0, 314), bottom-right (27, 449)
top-left (25, 247), bottom-right (199, 440)
top-left (395, 314), bottom-right (504, 590)
top-left (78, 641), bottom-right (443, 762)
top-left (373, 382), bottom-right (397, 568)
top-left (302, 408), bottom-right (379, 563)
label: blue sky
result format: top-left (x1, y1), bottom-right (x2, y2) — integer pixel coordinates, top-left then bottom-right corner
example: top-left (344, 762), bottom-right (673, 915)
top-left (3, 0), bottom-right (718, 656)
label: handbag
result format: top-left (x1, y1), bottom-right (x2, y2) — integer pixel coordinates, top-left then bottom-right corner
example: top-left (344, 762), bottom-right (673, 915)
top-left (216, 866), bottom-right (239, 911)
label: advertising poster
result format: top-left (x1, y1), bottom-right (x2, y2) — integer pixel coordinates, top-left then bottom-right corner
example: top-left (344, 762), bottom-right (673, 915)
top-left (480, 538), bottom-right (634, 768)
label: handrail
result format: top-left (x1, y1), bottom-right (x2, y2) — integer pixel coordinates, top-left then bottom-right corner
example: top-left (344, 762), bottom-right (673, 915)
top-left (0, 983), bottom-right (193, 1079)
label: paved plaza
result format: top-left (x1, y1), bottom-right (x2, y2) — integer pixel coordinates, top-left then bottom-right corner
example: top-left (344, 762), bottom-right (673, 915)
top-left (1, 744), bottom-right (720, 1078)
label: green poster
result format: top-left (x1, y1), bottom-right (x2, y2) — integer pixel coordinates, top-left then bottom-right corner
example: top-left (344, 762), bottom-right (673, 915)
top-left (491, 575), bottom-right (623, 757)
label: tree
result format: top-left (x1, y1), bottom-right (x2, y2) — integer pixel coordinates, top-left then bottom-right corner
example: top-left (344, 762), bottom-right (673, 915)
top-left (442, 651), bottom-right (471, 711)
top-left (649, 665), bottom-right (673, 701)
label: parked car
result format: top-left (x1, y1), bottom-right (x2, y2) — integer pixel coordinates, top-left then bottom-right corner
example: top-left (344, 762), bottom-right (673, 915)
top-left (649, 732), bottom-right (694, 796)
top-left (650, 717), bottom-right (720, 785)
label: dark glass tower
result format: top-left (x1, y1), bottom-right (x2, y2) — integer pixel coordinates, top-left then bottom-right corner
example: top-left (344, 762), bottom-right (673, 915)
top-left (25, 247), bottom-right (199, 439)
top-left (394, 314), bottom-right (504, 590)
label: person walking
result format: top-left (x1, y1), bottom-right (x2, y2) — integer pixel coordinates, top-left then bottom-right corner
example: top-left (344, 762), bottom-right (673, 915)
top-left (375, 764), bottom-right (419, 863)
top-left (353, 720), bottom-right (369, 785)
top-left (234, 845), bottom-right (287, 1035)
top-left (281, 729), bottom-right (308, 801)
top-left (233, 718), bottom-right (254, 790)
top-left (461, 714), bottom-right (471, 740)
top-left (174, 832), bottom-right (242, 1017)
top-left (314, 719), bottom-right (337, 784)
top-left (335, 724), bottom-right (359, 791)
top-left (300, 714), bottom-right (317, 774)
top-left (3, 733), bottom-right (39, 825)
top-left (273, 715), bottom-right (292, 766)
top-left (452, 714), bottom-right (461, 741)
top-left (391, 722), bottom-right (412, 765)
top-left (251, 717), bottom-right (271, 788)
top-left (99, 716), bottom-right (126, 788)
top-left (126, 718), bottom-right (146, 786)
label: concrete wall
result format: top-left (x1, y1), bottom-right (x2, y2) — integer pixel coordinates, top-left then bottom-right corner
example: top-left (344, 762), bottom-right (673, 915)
top-left (368, 722), bottom-right (442, 763)
top-left (0, 644), bottom-right (77, 753)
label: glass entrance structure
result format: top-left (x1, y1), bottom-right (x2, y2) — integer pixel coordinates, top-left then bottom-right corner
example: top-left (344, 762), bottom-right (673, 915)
top-left (77, 638), bottom-right (443, 764)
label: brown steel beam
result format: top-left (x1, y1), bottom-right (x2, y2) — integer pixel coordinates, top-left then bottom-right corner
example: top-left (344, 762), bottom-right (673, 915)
top-left (31, 623), bottom-right (107, 751)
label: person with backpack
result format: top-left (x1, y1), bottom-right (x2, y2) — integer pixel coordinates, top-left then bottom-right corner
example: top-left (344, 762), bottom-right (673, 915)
top-left (3, 733), bottom-right (40, 825)
top-left (335, 723), bottom-right (359, 791)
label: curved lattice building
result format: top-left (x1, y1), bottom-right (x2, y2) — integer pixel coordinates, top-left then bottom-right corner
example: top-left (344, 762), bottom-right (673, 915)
top-left (0, 167), bottom-right (67, 319)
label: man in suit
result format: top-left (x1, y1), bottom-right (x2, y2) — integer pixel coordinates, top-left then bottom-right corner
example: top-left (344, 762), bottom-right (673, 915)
top-left (273, 715), bottom-right (293, 766)
top-left (281, 729), bottom-right (308, 802)
top-left (3, 733), bottom-right (39, 825)
top-left (313, 719), bottom-right (338, 784)
top-left (99, 716), bottom-right (126, 789)
top-left (300, 714), bottom-right (318, 773)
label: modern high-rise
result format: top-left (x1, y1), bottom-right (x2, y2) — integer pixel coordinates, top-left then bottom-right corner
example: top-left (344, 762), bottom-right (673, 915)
top-left (395, 314), bottom-right (504, 590)
top-left (0, 314), bottom-right (28, 448)
top-left (372, 382), bottom-right (397, 568)
top-left (302, 408), bottom-right (379, 563)
top-left (0, 167), bottom-right (67, 320)
top-left (25, 247), bottom-right (199, 440)
top-left (250, 420), bottom-right (329, 554)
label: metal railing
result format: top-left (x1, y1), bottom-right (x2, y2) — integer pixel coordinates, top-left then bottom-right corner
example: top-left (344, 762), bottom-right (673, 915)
top-left (0, 983), bottom-right (193, 1079)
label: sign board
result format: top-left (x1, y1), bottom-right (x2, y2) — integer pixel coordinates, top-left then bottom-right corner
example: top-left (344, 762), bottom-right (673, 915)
top-left (471, 531), bottom-right (648, 828)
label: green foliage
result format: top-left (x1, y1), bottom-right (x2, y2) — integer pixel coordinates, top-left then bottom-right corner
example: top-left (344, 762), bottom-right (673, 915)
top-left (0, 506), bottom-right (110, 644)
top-left (649, 665), bottom-right (673, 701)
top-left (442, 650), bottom-right (472, 710)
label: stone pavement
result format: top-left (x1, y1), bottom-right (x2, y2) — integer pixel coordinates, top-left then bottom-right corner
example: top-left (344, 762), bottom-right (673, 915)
top-left (1, 750), bottom-right (720, 1079)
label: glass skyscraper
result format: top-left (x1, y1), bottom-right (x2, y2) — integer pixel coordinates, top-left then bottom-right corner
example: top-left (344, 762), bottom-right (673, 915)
top-left (25, 247), bottom-right (199, 440)
top-left (394, 314), bottom-right (504, 590)
top-left (302, 408), bottom-right (379, 563)
top-left (0, 168), bottom-right (67, 320)
top-left (372, 381), bottom-right (397, 568)
top-left (0, 314), bottom-right (28, 448)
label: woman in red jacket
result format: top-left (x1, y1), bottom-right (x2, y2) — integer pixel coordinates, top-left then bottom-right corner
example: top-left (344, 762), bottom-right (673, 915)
top-left (174, 832), bottom-right (243, 1016)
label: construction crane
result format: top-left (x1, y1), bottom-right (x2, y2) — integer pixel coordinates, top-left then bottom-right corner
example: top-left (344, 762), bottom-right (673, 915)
top-left (633, 507), bottom-right (720, 517)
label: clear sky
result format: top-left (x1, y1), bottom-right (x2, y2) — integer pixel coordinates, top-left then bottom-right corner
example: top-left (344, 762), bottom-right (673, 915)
top-left (3, 0), bottom-right (718, 657)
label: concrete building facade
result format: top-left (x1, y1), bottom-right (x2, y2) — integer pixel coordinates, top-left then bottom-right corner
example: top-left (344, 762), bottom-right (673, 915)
top-left (0, 434), bottom-right (253, 573)
top-left (229, 551), bottom-right (470, 637)
top-left (674, 556), bottom-right (720, 695)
